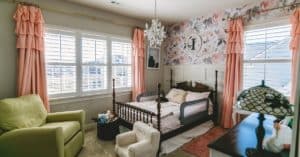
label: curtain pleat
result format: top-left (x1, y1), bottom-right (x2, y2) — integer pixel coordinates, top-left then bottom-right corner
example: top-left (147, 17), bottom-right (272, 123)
top-left (14, 4), bottom-right (49, 111)
top-left (289, 8), bottom-right (300, 104)
top-left (221, 18), bottom-right (244, 128)
top-left (132, 28), bottom-right (146, 100)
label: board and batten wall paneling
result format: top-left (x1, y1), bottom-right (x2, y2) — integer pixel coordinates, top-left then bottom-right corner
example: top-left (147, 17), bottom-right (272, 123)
top-left (163, 65), bottom-right (225, 121)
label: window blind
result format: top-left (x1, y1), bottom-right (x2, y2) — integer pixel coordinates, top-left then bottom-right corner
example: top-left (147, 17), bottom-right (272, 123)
top-left (44, 26), bottom-right (133, 98)
top-left (244, 25), bottom-right (291, 96)
top-left (82, 37), bottom-right (107, 91)
top-left (45, 31), bottom-right (76, 95)
top-left (112, 41), bottom-right (132, 88)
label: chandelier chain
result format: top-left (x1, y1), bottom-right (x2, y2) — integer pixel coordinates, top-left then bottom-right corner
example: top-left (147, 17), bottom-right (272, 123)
top-left (155, 0), bottom-right (157, 19)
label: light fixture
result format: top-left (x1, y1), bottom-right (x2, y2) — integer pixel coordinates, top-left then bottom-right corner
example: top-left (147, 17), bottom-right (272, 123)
top-left (110, 0), bottom-right (119, 5)
top-left (144, 0), bottom-right (166, 48)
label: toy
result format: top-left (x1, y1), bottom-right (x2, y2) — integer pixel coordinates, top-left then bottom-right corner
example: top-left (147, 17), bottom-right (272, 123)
top-left (263, 119), bottom-right (292, 153)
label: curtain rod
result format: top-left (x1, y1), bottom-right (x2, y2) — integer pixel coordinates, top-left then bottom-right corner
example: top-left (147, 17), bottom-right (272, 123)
top-left (232, 2), bottom-right (300, 19)
top-left (7, 0), bottom-right (143, 28)
top-left (12, 0), bottom-right (39, 8)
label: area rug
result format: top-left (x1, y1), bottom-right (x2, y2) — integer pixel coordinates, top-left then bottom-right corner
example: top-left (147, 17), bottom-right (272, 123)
top-left (182, 127), bottom-right (227, 157)
top-left (160, 120), bottom-right (214, 156)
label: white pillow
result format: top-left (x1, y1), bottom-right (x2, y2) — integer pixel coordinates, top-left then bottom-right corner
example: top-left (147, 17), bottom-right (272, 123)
top-left (166, 88), bottom-right (187, 104)
top-left (185, 91), bottom-right (210, 102)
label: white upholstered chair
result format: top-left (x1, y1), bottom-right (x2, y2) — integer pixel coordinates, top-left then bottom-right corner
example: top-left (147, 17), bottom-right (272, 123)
top-left (115, 121), bottom-right (160, 157)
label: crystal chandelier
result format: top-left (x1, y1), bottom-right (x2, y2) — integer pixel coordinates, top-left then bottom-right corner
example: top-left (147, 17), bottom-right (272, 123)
top-left (144, 0), bottom-right (166, 48)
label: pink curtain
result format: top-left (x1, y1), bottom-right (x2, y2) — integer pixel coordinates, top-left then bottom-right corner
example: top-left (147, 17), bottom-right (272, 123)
top-left (132, 28), bottom-right (146, 100)
top-left (14, 4), bottom-right (49, 111)
top-left (221, 18), bottom-right (244, 128)
top-left (289, 8), bottom-right (300, 104)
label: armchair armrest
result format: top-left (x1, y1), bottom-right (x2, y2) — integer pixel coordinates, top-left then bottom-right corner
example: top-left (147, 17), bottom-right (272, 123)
top-left (116, 131), bottom-right (137, 147)
top-left (47, 110), bottom-right (85, 129)
top-left (0, 127), bottom-right (64, 157)
top-left (128, 141), bottom-right (153, 157)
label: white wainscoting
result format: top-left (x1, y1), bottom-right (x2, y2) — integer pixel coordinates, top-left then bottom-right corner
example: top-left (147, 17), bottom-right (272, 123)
top-left (163, 64), bottom-right (225, 121)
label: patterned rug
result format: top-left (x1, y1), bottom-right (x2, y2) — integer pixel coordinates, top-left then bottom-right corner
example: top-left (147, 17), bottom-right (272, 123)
top-left (160, 121), bottom-right (214, 156)
top-left (182, 127), bottom-right (227, 157)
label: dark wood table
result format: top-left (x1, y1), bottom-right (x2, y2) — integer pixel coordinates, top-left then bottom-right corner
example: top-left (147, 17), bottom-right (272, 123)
top-left (208, 113), bottom-right (290, 157)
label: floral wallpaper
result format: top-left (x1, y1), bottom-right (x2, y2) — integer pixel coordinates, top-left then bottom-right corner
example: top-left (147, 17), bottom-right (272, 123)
top-left (164, 0), bottom-right (296, 65)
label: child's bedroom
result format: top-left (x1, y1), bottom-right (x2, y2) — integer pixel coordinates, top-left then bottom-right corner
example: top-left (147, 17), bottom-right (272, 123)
top-left (0, 0), bottom-right (299, 157)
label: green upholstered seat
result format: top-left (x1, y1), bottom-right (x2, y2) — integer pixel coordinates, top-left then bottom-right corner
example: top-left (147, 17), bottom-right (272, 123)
top-left (41, 121), bottom-right (80, 143)
top-left (0, 94), bottom-right (85, 157)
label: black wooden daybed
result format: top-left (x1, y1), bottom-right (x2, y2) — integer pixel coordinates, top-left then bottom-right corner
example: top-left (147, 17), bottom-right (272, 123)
top-left (112, 70), bottom-right (219, 141)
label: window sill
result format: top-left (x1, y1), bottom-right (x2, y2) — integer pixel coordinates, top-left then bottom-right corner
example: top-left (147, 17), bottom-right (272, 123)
top-left (50, 90), bottom-right (131, 105)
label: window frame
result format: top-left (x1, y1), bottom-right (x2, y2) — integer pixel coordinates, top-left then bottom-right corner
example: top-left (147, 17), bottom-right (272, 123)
top-left (80, 34), bottom-right (109, 96)
top-left (45, 28), bottom-right (78, 98)
top-left (243, 19), bottom-right (292, 96)
top-left (111, 38), bottom-right (133, 91)
top-left (45, 25), bottom-right (133, 99)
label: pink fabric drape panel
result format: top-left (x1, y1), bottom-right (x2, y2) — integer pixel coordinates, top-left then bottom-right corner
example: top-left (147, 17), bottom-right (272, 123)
top-left (221, 18), bottom-right (244, 128)
top-left (132, 28), bottom-right (146, 100)
top-left (14, 4), bottom-right (49, 111)
top-left (289, 8), bottom-right (300, 104)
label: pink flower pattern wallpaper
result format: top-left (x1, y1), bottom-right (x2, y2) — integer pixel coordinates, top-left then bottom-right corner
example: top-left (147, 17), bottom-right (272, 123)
top-left (164, 0), bottom-right (296, 65)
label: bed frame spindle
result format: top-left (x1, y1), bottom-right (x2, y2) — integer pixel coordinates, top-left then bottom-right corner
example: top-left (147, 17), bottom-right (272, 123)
top-left (170, 69), bottom-right (173, 89)
top-left (214, 70), bottom-right (218, 124)
top-left (112, 79), bottom-right (116, 114)
top-left (157, 83), bottom-right (161, 132)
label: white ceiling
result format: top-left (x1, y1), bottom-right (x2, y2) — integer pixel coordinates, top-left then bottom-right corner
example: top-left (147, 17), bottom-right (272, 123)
top-left (65, 0), bottom-right (256, 23)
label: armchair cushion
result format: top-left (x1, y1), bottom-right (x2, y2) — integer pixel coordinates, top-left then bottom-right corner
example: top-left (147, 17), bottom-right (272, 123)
top-left (0, 129), bottom-right (4, 136)
top-left (40, 121), bottom-right (80, 143)
top-left (47, 110), bottom-right (85, 129)
top-left (0, 94), bottom-right (47, 131)
top-left (116, 131), bottom-right (137, 147)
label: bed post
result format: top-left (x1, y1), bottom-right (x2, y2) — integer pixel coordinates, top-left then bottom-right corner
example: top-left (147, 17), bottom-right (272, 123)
top-left (157, 83), bottom-right (162, 156)
top-left (170, 69), bottom-right (173, 89)
top-left (214, 70), bottom-right (218, 124)
top-left (157, 83), bottom-right (161, 132)
top-left (112, 79), bottom-right (116, 114)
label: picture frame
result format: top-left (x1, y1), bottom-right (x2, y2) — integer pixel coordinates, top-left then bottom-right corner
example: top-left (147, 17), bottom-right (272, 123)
top-left (147, 47), bottom-right (160, 69)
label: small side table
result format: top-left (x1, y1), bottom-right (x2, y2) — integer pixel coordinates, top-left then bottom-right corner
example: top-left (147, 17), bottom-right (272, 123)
top-left (92, 117), bottom-right (120, 141)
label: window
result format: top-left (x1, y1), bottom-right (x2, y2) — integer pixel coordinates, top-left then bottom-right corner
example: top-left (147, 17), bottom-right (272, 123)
top-left (243, 24), bottom-right (291, 96)
top-left (82, 37), bottom-right (107, 92)
top-left (112, 41), bottom-right (132, 88)
top-left (45, 27), bottom-right (132, 98)
top-left (45, 30), bottom-right (76, 96)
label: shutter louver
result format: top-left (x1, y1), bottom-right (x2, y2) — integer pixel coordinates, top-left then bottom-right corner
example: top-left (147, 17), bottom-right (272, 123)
top-left (45, 31), bottom-right (76, 95)
top-left (112, 41), bottom-right (132, 88)
top-left (244, 25), bottom-right (291, 96)
top-left (82, 37), bottom-right (107, 91)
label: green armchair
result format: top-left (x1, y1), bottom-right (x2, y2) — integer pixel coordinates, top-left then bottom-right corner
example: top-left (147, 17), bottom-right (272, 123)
top-left (0, 94), bottom-right (85, 157)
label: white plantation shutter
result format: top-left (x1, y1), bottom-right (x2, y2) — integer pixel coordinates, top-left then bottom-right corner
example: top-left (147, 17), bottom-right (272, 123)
top-left (82, 37), bottom-right (107, 91)
top-left (44, 26), bottom-right (133, 98)
top-left (112, 40), bottom-right (132, 88)
top-left (45, 30), bottom-right (76, 95)
top-left (244, 25), bottom-right (291, 96)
